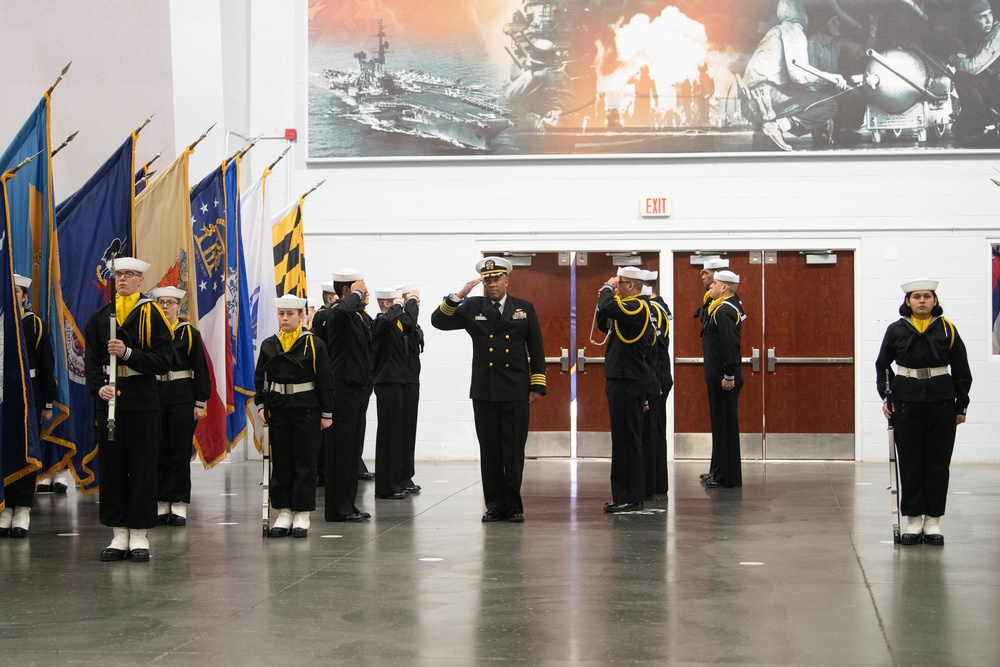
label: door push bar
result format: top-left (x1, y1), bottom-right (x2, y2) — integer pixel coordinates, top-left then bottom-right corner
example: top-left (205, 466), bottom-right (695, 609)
top-left (766, 348), bottom-right (853, 372)
top-left (676, 348), bottom-right (759, 371)
top-left (544, 348), bottom-right (607, 372)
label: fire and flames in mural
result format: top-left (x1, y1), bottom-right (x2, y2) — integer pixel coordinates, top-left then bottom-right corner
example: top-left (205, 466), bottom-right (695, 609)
top-left (307, 0), bottom-right (1000, 158)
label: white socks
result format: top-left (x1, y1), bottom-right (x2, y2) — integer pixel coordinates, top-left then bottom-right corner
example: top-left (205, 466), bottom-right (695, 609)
top-left (273, 509), bottom-right (293, 530)
top-left (292, 511), bottom-right (310, 530)
top-left (12, 507), bottom-right (30, 531)
top-left (108, 526), bottom-right (130, 550)
top-left (129, 528), bottom-right (149, 550)
top-left (904, 516), bottom-right (924, 535)
top-left (157, 501), bottom-right (170, 517)
top-left (172, 501), bottom-right (188, 519)
top-left (0, 507), bottom-right (13, 530)
top-left (923, 516), bottom-right (942, 536)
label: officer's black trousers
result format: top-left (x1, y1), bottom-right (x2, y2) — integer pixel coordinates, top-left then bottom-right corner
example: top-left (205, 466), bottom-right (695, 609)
top-left (472, 399), bottom-right (529, 515)
top-left (894, 400), bottom-right (957, 517)
top-left (269, 406), bottom-right (320, 511)
top-left (158, 402), bottom-right (195, 504)
top-left (607, 378), bottom-right (645, 505)
top-left (96, 408), bottom-right (159, 528)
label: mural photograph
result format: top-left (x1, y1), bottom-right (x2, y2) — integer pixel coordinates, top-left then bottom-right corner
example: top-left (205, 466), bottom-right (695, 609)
top-left (306, 0), bottom-right (1000, 159)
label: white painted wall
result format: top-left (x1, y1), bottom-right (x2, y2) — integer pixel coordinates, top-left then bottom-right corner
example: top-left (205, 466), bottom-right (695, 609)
top-left (4, 1), bottom-right (996, 463)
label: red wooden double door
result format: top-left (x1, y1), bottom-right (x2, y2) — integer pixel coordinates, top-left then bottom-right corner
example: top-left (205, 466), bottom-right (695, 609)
top-left (487, 249), bottom-right (855, 460)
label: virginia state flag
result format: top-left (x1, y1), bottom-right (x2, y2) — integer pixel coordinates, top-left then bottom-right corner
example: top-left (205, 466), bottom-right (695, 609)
top-left (225, 158), bottom-right (254, 447)
top-left (1, 174), bottom-right (41, 503)
top-left (190, 166), bottom-right (230, 468)
top-left (54, 135), bottom-right (136, 492)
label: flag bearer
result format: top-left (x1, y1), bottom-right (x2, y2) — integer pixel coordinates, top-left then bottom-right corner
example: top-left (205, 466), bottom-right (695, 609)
top-left (255, 294), bottom-right (334, 537)
top-left (84, 257), bottom-right (173, 562)
top-left (151, 287), bottom-right (209, 526)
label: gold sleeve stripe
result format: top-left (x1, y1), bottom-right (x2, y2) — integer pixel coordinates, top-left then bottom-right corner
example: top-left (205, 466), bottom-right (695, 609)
top-left (530, 374), bottom-right (547, 386)
top-left (439, 300), bottom-right (456, 316)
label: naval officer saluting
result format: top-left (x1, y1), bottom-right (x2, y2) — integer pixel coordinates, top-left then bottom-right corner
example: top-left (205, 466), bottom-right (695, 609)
top-left (431, 257), bottom-right (546, 522)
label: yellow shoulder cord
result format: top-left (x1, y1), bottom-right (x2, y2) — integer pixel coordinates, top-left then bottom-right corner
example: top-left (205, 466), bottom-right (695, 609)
top-left (186, 325), bottom-right (194, 356)
top-left (309, 335), bottom-right (317, 374)
top-left (32, 314), bottom-right (43, 349)
top-left (940, 317), bottom-right (956, 350)
top-left (613, 298), bottom-right (649, 344)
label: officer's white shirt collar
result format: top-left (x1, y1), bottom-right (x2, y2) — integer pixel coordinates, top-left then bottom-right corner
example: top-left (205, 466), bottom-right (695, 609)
top-left (491, 294), bottom-right (508, 313)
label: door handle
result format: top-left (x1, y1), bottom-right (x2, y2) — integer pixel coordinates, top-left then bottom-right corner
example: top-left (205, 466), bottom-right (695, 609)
top-left (751, 347), bottom-right (760, 373)
top-left (543, 348), bottom-right (570, 372)
top-left (767, 347), bottom-right (853, 372)
top-left (577, 348), bottom-right (604, 372)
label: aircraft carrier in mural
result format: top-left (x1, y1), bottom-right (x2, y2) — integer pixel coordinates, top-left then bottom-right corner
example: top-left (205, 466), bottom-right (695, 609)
top-left (322, 19), bottom-right (513, 151)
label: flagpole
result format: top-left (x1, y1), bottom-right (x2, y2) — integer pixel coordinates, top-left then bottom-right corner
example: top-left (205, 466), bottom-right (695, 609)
top-left (299, 180), bottom-right (326, 201)
top-left (46, 62), bottom-right (72, 96)
top-left (265, 146), bottom-right (290, 173)
top-left (141, 149), bottom-right (165, 174)
top-left (133, 112), bottom-right (156, 137)
top-left (186, 122), bottom-right (218, 153)
top-left (2, 150), bottom-right (44, 179)
top-left (50, 131), bottom-right (79, 159)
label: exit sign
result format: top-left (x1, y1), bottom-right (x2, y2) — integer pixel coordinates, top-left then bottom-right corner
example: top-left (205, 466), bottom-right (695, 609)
top-left (640, 197), bottom-right (671, 217)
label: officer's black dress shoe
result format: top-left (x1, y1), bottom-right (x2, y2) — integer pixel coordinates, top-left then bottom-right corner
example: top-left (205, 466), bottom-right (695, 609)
top-left (358, 472), bottom-right (375, 481)
top-left (129, 549), bottom-right (150, 562)
top-left (291, 527), bottom-right (308, 538)
top-left (506, 511), bottom-right (524, 523)
top-left (603, 502), bottom-right (642, 513)
top-left (900, 533), bottom-right (922, 546)
top-left (704, 479), bottom-right (738, 488)
top-left (9, 527), bottom-right (28, 538)
top-left (375, 492), bottom-right (407, 499)
top-left (330, 513), bottom-right (367, 522)
top-left (53, 483), bottom-right (68, 494)
top-left (168, 514), bottom-right (186, 526)
top-left (923, 534), bottom-right (944, 546)
top-left (100, 548), bottom-right (127, 562)
top-left (359, 511), bottom-right (371, 519)
top-left (404, 485), bottom-right (421, 494)
top-left (482, 508), bottom-right (505, 522)
top-left (269, 526), bottom-right (290, 537)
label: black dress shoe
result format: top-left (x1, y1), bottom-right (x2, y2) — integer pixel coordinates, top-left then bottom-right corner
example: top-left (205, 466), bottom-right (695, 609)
top-left (168, 514), bottom-right (187, 526)
top-left (129, 548), bottom-right (150, 562)
top-left (9, 527), bottom-right (28, 538)
top-left (482, 509), bottom-right (505, 522)
top-left (269, 526), bottom-right (290, 537)
top-left (704, 479), bottom-right (737, 488)
top-left (0, 528), bottom-right (9, 538)
top-left (100, 548), bottom-right (127, 562)
top-left (359, 512), bottom-right (371, 519)
top-left (923, 534), bottom-right (944, 546)
top-left (35, 483), bottom-right (52, 493)
top-left (699, 473), bottom-right (712, 482)
top-left (358, 472), bottom-right (375, 481)
top-left (53, 483), bottom-right (68, 494)
top-left (375, 492), bottom-right (407, 499)
top-left (404, 485), bottom-right (421, 494)
top-left (603, 502), bottom-right (642, 513)
top-left (157, 514), bottom-right (170, 525)
top-left (900, 533), bottom-right (922, 545)
top-left (506, 511), bottom-right (525, 523)
top-left (291, 527), bottom-right (308, 538)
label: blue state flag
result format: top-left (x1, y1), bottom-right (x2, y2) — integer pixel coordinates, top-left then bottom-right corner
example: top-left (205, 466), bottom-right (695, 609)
top-left (225, 158), bottom-right (254, 446)
top-left (54, 136), bottom-right (136, 492)
top-left (1, 174), bottom-right (41, 504)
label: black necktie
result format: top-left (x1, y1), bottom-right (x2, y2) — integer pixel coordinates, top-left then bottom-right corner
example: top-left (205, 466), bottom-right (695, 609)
top-left (493, 301), bottom-right (501, 318)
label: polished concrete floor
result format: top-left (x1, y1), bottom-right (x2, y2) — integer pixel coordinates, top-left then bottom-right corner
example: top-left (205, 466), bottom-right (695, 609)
top-left (2, 459), bottom-right (999, 666)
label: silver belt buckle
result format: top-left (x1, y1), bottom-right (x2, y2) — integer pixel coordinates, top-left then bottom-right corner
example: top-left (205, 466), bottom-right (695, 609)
top-left (916, 368), bottom-right (931, 380)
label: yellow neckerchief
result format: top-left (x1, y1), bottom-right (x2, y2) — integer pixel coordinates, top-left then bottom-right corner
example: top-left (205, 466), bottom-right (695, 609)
top-left (278, 325), bottom-right (303, 353)
top-left (909, 315), bottom-right (956, 349)
top-left (613, 295), bottom-right (649, 344)
top-left (707, 296), bottom-right (727, 318)
top-left (116, 292), bottom-right (141, 326)
top-left (909, 315), bottom-right (932, 333)
top-left (703, 290), bottom-right (712, 305)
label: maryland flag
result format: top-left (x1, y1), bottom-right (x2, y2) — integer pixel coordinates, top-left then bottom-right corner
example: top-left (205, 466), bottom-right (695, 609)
top-left (271, 198), bottom-right (306, 298)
